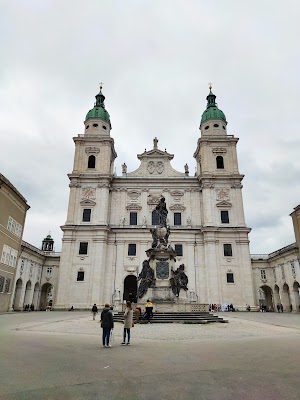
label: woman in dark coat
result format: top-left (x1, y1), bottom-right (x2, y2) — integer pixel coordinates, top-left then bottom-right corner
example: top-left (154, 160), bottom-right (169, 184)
top-left (101, 303), bottom-right (114, 348)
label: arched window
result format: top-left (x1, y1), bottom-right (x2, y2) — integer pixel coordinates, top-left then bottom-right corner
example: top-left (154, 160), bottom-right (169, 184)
top-left (88, 155), bottom-right (96, 169)
top-left (216, 156), bottom-right (224, 169)
top-left (152, 210), bottom-right (159, 225)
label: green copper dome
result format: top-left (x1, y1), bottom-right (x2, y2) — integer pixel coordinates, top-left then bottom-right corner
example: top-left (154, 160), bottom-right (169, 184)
top-left (201, 89), bottom-right (226, 125)
top-left (85, 88), bottom-right (110, 123)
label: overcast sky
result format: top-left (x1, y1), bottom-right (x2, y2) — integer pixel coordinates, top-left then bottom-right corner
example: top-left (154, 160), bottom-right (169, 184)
top-left (1, 1), bottom-right (300, 254)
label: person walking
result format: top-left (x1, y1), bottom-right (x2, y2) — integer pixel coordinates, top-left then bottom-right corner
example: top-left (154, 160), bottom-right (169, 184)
top-left (122, 301), bottom-right (133, 346)
top-left (92, 303), bottom-right (98, 320)
top-left (101, 303), bottom-right (114, 348)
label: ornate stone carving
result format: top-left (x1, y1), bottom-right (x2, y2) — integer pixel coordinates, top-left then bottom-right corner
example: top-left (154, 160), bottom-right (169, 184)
top-left (147, 161), bottom-right (164, 174)
top-left (128, 191), bottom-right (141, 200)
top-left (85, 147), bottom-right (100, 154)
top-left (216, 189), bottom-right (230, 201)
top-left (82, 187), bottom-right (96, 200)
top-left (212, 147), bottom-right (227, 154)
top-left (126, 203), bottom-right (142, 210)
top-left (147, 161), bottom-right (155, 174)
top-left (156, 161), bottom-right (164, 174)
top-left (169, 204), bottom-right (186, 211)
top-left (80, 199), bottom-right (96, 206)
top-left (231, 182), bottom-right (243, 189)
top-left (216, 200), bottom-right (232, 208)
top-left (122, 163), bottom-right (127, 174)
top-left (147, 194), bottom-right (161, 205)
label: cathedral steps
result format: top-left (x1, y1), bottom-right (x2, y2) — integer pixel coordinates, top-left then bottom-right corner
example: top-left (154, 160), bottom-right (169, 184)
top-left (113, 311), bottom-right (228, 324)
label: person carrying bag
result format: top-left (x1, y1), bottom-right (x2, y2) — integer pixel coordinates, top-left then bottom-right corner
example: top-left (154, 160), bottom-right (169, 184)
top-left (121, 301), bottom-right (133, 346)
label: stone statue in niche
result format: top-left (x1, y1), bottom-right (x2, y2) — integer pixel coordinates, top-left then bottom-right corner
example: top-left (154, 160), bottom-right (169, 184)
top-left (137, 259), bottom-right (156, 298)
top-left (122, 163), bottom-right (127, 174)
top-left (120, 216), bottom-right (125, 226)
top-left (184, 163), bottom-right (189, 175)
top-left (142, 216), bottom-right (147, 227)
top-left (170, 264), bottom-right (188, 297)
top-left (187, 216), bottom-right (191, 226)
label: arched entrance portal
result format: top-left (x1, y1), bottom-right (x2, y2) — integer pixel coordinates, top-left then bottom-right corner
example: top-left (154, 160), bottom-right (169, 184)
top-left (32, 282), bottom-right (40, 310)
top-left (13, 279), bottom-right (23, 311)
top-left (282, 283), bottom-right (292, 312)
top-left (292, 281), bottom-right (300, 312)
top-left (23, 281), bottom-right (32, 308)
top-left (40, 283), bottom-right (53, 310)
top-left (260, 285), bottom-right (274, 311)
top-left (274, 285), bottom-right (281, 309)
top-left (123, 275), bottom-right (137, 303)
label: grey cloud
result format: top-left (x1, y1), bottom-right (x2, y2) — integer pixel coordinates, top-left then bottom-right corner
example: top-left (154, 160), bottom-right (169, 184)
top-left (1, 0), bottom-right (300, 253)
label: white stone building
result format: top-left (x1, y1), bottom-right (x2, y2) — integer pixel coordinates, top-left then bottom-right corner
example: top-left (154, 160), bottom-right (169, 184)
top-left (12, 235), bottom-right (60, 311)
top-left (55, 86), bottom-right (255, 310)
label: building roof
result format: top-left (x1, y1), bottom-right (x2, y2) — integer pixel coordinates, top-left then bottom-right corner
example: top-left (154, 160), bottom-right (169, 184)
top-left (85, 88), bottom-right (110, 123)
top-left (0, 173), bottom-right (30, 209)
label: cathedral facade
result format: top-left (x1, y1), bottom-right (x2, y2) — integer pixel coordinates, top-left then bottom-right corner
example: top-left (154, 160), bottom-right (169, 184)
top-left (55, 87), bottom-right (255, 310)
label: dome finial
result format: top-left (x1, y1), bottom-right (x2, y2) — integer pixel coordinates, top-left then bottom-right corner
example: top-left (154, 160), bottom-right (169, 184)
top-left (206, 83), bottom-right (216, 108)
top-left (95, 83), bottom-right (105, 108)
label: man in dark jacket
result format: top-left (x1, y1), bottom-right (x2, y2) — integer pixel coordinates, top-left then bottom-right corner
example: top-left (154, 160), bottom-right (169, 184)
top-left (92, 304), bottom-right (98, 320)
top-left (101, 303), bottom-right (114, 347)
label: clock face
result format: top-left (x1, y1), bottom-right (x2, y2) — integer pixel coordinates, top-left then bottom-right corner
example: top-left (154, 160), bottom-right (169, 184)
top-left (82, 187), bottom-right (96, 200)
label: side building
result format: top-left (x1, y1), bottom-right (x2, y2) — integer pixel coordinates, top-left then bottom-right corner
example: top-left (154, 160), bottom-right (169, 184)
top-left (55, 86), bottom-right (255, 310)
top-left (12, 235), bottom-right (60, 311)
top-left (0, 174), bottom-right (30, 312)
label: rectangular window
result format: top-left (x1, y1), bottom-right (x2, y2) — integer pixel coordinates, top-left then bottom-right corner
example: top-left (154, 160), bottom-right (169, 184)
top-left (260, 269), bottom-right (266, 280)
top-left (4, 278), bottom-right (11, 293)
top-left (223, 244), bottom-right (232, 257)
top-left (0, 276), bottom-right (4, 292)
top-left (7, 216), bottom-right (22, 238)
top-left (82, 209), bottom-right (91, 222)
top-left (227, 273), bottom-right (234, 283)
top-left (175, 244), bottom-right (183, 256)
top-left (128, 243), bottom-right (137, 256)
top-left (281, 264), bottom-right (285, 280)
top-left (174, 213), bottom-right (182, 226)
top-left (7, 216), bottom-right (13, 232)
top-left (130, 212), bottom-right (137, 225)
top-left (1, 244), bottom-right (12, 266)
top-left (79, 242), bottom-right (88, 255)
top-left (77, 271), bottom-right (85, 281)
top-left (221, 210), bottom-right (229, 223)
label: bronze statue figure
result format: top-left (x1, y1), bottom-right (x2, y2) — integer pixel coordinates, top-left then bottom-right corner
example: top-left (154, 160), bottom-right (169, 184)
top-left (170, 264), bottom-right (188, 297)
top-left (155, 196), bottom-right (168, 228)
top-left (137, 260), bottom-right (156, 298)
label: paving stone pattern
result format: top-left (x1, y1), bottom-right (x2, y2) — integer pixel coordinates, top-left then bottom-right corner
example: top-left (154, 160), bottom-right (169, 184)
top-left (17, 314), bottom-right (300, 341)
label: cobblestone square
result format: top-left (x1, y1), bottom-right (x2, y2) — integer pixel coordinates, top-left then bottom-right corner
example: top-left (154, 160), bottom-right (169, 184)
top-left (0, 311), bottom-right (299, 400)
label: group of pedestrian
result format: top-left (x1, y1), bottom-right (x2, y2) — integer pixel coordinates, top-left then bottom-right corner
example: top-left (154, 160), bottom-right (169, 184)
top-left (94, 299), bottom-right (155, 348)
top-left (24, 304), bottom-right (34, 311)
top-left (98, 301), bottom-right (134, 348)
top-left (276, 303), bottom-right (284, 313)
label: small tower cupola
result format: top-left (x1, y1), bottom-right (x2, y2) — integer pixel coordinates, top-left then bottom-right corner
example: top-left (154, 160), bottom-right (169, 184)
top-left (42, 233), bottom-right (54, 252)
top-left (200, 84), bottom-right (227, 136)
top-left (84, 83), bottom-right (111, 135)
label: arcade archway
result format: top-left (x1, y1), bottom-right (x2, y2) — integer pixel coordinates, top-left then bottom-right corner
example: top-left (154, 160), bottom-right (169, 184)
top-left (40, 283), bottom-right (53, 310)
top-left (13, 278), bottom-right (23, 311)
top-left (23, 281), bottom-right (32, 307)
top-left (123, 275), bottom-right (137, 303)
top-left (260, 285), bottom-right (274, 311)
top-left (292, 281), bottom-right (300, 312)
top-left (282, 283), bottom-right (292, 311)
